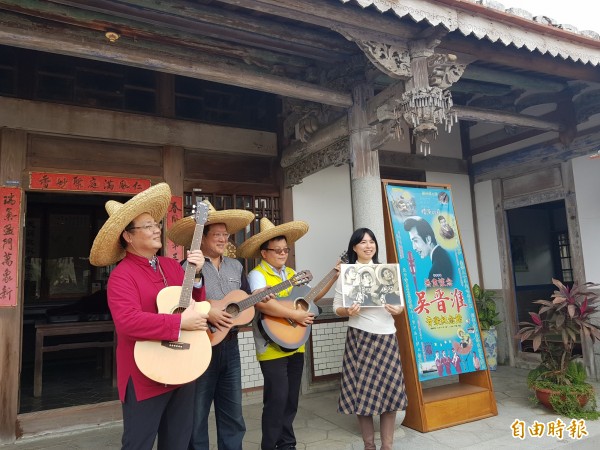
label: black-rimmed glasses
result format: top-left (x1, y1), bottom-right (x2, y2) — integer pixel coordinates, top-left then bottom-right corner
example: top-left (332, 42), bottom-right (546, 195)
top-left (265, 247), bottom-right (290, 255)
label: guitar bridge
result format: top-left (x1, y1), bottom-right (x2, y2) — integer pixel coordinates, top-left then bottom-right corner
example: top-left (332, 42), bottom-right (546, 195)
top-left (160, 340), bottom-right (191, 350)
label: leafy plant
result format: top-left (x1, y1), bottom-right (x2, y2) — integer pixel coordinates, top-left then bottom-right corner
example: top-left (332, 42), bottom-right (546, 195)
top-left (516, 279), bottom-right (600, 419)
top-left (473, 284), bottom-right (501, 330)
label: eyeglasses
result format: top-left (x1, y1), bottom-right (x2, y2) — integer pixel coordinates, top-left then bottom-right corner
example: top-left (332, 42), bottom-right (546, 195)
top-left (208, 232), bottom-right (230, 240)
top-left (265, 247), bottom-right (290, 255)
top-left (127, 222), bottom-right (163, 232)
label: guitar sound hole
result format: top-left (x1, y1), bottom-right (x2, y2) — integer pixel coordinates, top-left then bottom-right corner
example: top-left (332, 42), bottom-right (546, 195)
top-left (173, 307), bottom-right (185, 315)
top-left (225, 304), bottom-right (240, 317)
top-left (295, 299), bottom-right (309, 311)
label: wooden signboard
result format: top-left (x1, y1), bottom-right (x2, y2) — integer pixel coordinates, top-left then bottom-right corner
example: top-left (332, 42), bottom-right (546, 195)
top-left (382, 179), bottom-right (497, 432)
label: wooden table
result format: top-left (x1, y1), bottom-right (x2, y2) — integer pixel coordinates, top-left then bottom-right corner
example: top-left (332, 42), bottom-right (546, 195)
top-left (34, 321), bottom-right (116, 397)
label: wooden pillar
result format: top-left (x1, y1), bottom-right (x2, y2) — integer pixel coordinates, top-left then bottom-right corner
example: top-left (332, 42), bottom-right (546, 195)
top-left (0, 129), bottom-right (27, 444)
top-left (348, 83), bottom-right (387, 259)
top-left (163, 145), bottom-right (184, 197)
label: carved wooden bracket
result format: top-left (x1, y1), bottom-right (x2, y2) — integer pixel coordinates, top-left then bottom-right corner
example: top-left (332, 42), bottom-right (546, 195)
top-left (353, 40), bottom-right (411, 80)
top-left (336, 27), bottom-right (411, 80)
top-left (284, 138), bottom-right (350, 187)
top-left (427, 53), bottom-right (466, 89)
top-left (281, 97), bottom-right (345, 141)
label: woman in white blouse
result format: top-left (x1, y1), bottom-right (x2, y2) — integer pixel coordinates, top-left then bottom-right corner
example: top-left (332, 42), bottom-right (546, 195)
top-left (333, 228), bottom-right (407, 450)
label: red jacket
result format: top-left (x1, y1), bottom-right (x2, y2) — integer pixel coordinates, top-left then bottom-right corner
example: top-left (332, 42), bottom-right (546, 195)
top-left (107, 252), bottom-right (206, 401)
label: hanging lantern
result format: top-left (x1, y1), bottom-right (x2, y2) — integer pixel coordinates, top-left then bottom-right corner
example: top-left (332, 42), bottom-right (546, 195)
top-left (396, 86), bottom-right (458, 155)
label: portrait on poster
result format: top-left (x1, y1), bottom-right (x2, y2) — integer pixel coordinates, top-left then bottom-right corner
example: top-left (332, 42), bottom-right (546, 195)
top-left (341, 264), bottom-right (404, 307)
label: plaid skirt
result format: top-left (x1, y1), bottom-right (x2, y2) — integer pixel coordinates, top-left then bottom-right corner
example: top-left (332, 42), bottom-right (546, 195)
top-left (338, 327), bottom-right (407, 416)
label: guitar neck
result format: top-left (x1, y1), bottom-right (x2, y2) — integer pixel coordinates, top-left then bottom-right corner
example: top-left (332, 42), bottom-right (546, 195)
top-left (237, 279), bottom-right (296, 311)
top-left (304, 267), bottom-right (338, 303)
top-left (179, 223), bottom-right (204, 309)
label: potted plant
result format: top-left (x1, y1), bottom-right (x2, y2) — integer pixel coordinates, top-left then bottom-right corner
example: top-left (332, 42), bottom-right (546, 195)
top-left (473, 284), bottom-right (502, 370)
top-left (516, 279), bottom-right (600, 419)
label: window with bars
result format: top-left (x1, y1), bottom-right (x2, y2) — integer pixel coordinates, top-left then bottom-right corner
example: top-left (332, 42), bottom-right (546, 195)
top-left (555, 232), bottom-right (573, 283)
top-left (184, 191), bottom-right (280, 273)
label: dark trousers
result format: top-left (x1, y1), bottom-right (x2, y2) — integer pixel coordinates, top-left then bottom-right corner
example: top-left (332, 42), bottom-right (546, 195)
top-left (121, 377), bottom-right (196, 450)
top-left (259, 352), bottom-right (304, 450)
top-left (189, 336), bottom-right (245, 450)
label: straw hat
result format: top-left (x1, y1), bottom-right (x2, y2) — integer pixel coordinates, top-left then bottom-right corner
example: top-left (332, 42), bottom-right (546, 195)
top-left (237, 217), bottom-right (309, 258)
top-left (89, 183), bottom-right (171, 267)
top-left (166, 201), bottom-right (254, 248)
top-left (357, 265), bottom-right (375, 282)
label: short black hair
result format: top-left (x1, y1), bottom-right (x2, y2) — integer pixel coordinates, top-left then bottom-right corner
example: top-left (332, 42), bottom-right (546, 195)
top-left (259, 235), bottom-right (286, 251)
top-left (346, 228), bottom-right (379, 264)
top-left (403, 216), bottom-right (437, 246)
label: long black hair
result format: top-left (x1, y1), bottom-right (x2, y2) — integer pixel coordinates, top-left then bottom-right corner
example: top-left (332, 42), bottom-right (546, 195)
top-left (346, 227), bottom-right (379, 264)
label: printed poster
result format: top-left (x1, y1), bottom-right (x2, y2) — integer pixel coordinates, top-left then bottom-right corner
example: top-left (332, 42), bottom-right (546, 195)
top-left (340, 264), bottom-right (404, 307)
top-left (385, 183), bottom-right (486, 381)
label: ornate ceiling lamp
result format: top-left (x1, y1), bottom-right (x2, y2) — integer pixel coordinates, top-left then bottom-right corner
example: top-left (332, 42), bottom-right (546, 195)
top-left (396, 85), bottom-right (458, 155)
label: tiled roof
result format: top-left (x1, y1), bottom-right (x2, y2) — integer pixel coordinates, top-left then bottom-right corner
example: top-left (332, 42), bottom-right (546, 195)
top-left (340, 0), bottom-right (600, 66)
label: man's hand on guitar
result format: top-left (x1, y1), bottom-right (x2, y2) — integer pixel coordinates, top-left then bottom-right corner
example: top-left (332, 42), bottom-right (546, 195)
top-left (290, 309), bottom-right (315, 327)
top-left (186, 249), bottom-right (205, 273)
top-left (180, 303), bottom-right (209, 331)
top-left (207, 307), bottom-right (234, 331)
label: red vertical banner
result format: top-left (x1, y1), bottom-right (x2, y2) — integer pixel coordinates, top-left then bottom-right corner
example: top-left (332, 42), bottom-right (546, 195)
top-left (1, 187), bottom-right (22, 307)
top-left (166, 196), bottom-right (184, 262)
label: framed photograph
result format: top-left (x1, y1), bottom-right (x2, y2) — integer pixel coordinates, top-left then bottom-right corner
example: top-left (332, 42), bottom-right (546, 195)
top-left (341, 264), bottom-right (404, 307)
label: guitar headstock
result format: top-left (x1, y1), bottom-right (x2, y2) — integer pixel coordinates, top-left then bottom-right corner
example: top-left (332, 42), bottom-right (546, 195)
top-left (292, 270), bottom-right (313, 286)
top-left (340, 251), bottom-right (349, 264)
top-left (194, 200), bottom-right (209, 225)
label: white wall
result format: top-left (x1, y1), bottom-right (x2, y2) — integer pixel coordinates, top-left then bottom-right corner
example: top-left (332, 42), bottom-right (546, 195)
top-left (381, 123), bottom-right (463, 159)
top-left (292, 165), bottom-right (353, 294)
top-left (426, 172), bottom-right (480, 286)
top-left (474, 180), bottom-right (503, 289)
top-left (573, 155), bottom-right (600, 282)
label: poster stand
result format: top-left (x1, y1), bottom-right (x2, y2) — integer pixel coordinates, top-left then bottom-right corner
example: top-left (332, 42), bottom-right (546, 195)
top-left (381, 179), bottom-right (497, 432)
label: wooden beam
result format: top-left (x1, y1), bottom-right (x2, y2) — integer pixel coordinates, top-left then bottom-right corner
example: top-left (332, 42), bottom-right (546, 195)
top-left (0, 97), bottom-right (278, 155)
top-left (216, 0), bottom-right (422, 40)
top-left (462, 65), bottom-right (565, 92)
top-left (439, 34), bottom-right (600, 84)
top-left (38, 0), bottom-right (356, 61)
top-left (455, 106), bottom-right (563, 132)
top-left (281, 116), bottom-right (348, 168)
top-left (379, 150), bottom-right (468, 174)
top-left (0, 12), bottom-right (353, 108)
top-left (470, 128), bottom-right (546, 156)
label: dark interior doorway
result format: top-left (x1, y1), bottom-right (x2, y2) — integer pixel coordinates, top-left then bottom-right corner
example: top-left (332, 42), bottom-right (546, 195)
top-left (506, 200), bottom-right (579, 355)
top-left (20, 192), bottom-right (122, 413)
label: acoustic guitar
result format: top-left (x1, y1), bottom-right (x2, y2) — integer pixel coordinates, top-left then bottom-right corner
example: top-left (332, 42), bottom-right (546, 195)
top-left (207, 270), bottom-right (312, 346)
top-left (258, 253), bottom-right (348, 351)
top-left (134, 201), bottom-right (212, 385)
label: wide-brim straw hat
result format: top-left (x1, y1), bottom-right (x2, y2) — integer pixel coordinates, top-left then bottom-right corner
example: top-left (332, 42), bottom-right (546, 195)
top-left (237, 217), bottom-right (309, 258)
top-left (167, 201), bottom-right (254, 248)
top-left (89, 183), bottom-right (171, 267)
top-left (357, 265), bottom-right (375, 282)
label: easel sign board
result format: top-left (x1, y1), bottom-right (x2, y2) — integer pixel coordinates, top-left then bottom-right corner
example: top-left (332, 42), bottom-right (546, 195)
top-left (384, 183), bottom-right (486, 380)
top-left (382, 180), bottom-right (497, 432)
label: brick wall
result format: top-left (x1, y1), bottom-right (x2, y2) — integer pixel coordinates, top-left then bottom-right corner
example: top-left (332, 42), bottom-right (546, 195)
top-left (238, 318), bottom-right (348, 389)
